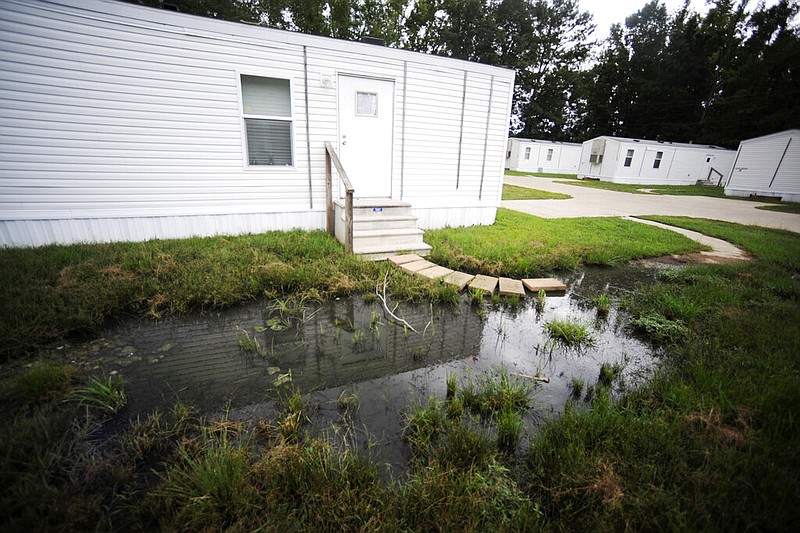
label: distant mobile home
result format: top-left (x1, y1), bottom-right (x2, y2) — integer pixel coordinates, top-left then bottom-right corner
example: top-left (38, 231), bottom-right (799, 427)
top-left (724, 130), bottom-right (800, 202)
top-left (578, 136), bottom-right (736, 186)
top-left (0, 0), bottom-right (514, 254)
top-left (505, 138), bottom-right (581, 175)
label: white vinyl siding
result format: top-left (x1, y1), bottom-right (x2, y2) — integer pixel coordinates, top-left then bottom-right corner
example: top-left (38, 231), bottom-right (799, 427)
top-left (0, 0), bottom-right (514, 245)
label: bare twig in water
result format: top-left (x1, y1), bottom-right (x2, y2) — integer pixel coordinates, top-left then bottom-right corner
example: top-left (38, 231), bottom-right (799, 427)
top-left (515, 373), bottom-right (550, 383)
top-left (376, 271), bottom-right (418, 333)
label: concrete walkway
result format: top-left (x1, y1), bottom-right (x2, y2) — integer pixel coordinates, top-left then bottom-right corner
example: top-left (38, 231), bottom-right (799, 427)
top-left (503, 176), bottom-right (800, 234)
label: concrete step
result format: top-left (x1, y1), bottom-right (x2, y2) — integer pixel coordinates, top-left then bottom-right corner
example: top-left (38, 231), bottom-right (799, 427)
top-left (336, 198), bottom-right (413, 218)
top-left (354, 242), bottom-right (432, 261)
top-left (352, 227), bottom-right (427, 250)
top-left (353, 214), bottom-right (419, 231)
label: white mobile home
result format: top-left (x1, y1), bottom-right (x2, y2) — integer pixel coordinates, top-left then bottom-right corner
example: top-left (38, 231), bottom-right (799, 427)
top-left (505, 138), bottom-right (581, 174)
top-left (578, 136), bottom-right (736, 186)
top-left (724, 130), bottom-right (800, 202)
top-left (0, 0), bottom-right (514, 256)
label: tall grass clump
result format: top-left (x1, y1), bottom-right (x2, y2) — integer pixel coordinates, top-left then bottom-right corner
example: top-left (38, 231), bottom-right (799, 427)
top-left (12, 361), bottom-right (81, 406)
top-left (496, 407), bottom-right (524, 454)
top-left (148, 424), bottom-right (255, 530)
top-left (459, 369), bottom-right (532, 418)
top-left (68, 375), bottom-right (127, 414)
top-left (545, 319), bottom-right (595, 347)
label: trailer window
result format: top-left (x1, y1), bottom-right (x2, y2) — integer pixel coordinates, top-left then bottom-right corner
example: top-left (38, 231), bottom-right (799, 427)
top-left (624, 149), bottom-right (634, 167)
top-left (653, 151), bottom-right (663, 169)
top-left (241, 75), bottom-right (293, 166)
top-left (546, 148), bottom-right (553, 161)
top-left (524, 147), bottom-right (531, 160)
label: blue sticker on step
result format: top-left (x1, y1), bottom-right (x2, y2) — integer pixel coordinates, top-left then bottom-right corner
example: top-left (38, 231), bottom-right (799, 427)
top-left (373, 207), bottom-right (383, 212)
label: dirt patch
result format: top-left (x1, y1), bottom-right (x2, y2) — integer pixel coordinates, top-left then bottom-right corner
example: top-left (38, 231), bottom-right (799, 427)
top-left (641, 251), bottom-right (750, 267)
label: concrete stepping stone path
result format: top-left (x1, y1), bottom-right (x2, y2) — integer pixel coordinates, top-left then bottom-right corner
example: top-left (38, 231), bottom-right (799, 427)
top-left (389, 254), bottom-right (568, 298)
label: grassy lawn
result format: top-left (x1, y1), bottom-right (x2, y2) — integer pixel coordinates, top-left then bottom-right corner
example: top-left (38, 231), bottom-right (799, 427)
top-left (556, 178), bottom-right (729, 197)
top-left (505, 169), bottom-right (578, 179)
top-left (2, 217), bottom-right (799, 530)
top-left (756, 202), bottom-right (800, 214)
top-left (426, 208), bottom-right (706, 276)
top-left (502, 183), bottom-right (572, 200)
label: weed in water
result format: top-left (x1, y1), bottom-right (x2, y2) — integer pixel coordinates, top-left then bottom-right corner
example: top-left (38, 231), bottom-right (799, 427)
top-left (235, 326), bottom-right (266, 355)
top-left (544, 319), bottom-right (595, 347)
top-left (277, 387), bottom-right (307, 444)
top-left (12, 362), bottom-right (81, 406)
top-left (337, 389), bottom-right (359, 415)
top-left (68, 375), bottom-right (127, 414)
top-left (469, 289), bottom-right (485, 305)
top-left (352, 329), bottom-right (366, 350)
top-left (536, 289), bottom-right (546, 313)
top-left (496, 407), bottom-right (524, 454)
top-left (598, 363), bottom-right (623, 388)
top-left (446, 372), bottom-right (457, 401)
top-left (592, 293), bottom-right (613, 316)
top-left (570, 378), bottom-right (584, 399)
top-left (503, 294), bottom-right (522, 308)
top-left (460, 369), bottom-right (532, 418)
top-left (403, 397), bottom-right (449, 460)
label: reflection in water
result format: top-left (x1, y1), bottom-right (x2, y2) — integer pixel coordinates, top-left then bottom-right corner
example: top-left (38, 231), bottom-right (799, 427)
top-left (63, 264), bottom-right (662, 468)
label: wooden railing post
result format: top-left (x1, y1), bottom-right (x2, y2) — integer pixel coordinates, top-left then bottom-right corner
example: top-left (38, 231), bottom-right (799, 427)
top-left (345, 190), bottom-right (353, 253)
top-left (324, 141), bottom-right (355, 253)
top-left (325, 148), bottom-right (334, 236)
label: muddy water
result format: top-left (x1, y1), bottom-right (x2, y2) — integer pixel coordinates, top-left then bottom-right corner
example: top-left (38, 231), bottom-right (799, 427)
top-left (52, 264), bottom-right (662, 467)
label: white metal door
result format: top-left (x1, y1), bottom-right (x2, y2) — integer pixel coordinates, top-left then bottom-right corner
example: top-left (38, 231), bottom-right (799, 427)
top-left (337, 75), bottom-right (394, 198)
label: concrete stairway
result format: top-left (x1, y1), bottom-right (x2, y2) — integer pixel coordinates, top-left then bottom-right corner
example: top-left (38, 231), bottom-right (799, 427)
top-left (335, 198), bottom-right (431, 260)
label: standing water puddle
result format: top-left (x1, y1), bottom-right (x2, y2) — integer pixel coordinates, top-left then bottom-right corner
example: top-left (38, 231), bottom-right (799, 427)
top-left (54, 264), bottom-right (663, 469)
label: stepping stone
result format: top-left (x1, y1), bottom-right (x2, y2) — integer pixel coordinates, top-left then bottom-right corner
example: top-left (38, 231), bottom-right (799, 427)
top-left (468, 274), bottom-right (498, 294)
top-left (416, 265), bottom-right (453, 280)
top-left (400, 259), bottom-right (436, 273)
top-left (443, 271), bottom-right (475, 290)
top-left (388, 254), bottom-right (423, 265)
top-left (498, 277), bottom-right (525, 298)
top-left (522, 278), bottom-right (567, 293)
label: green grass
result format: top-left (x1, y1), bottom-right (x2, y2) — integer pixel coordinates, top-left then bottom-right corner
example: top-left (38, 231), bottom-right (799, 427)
top-left (12, 362), bottom-right (81, 407)
top-left (502, 184), bottom-right (572, 200)
top-left (755, 202), bottom-right (800, 214)
top-left (544, 318), bottom-right (595, 347)
top-left (1, 217), bottom-right (799, 530)
top-left (426, 208), bottom-right (706, 277)
top-left (68, 375), bottom-right (127, 414)
top-left (505, 169), bottom-right (578, 179)
top-left (556, 178), bottom-right (729, 197)
top-left (0, 231), bottom-right (442, 360)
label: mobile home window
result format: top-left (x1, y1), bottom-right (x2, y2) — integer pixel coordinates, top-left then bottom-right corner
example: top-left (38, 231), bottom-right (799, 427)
top-left (546, 148), bottom-right (553, 161)
top-left (653, 151), bottom-right (663, 169)
top-left (624, 149), bottom-right (634, 167)
top-left (241, 75), bottom-right (293, 166)
top-left (524, 147), bottom-right (531, 160)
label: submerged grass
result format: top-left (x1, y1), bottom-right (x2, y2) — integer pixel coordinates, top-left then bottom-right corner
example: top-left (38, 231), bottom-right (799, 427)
top-left (502, 184), bottom-right (572, 200)
top-left (544, 318), bottom-right (595, 347)
top-left (426, 208), bottom-right (704, 277)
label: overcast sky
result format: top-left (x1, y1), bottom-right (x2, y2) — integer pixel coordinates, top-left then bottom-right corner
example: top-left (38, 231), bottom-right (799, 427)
top-left (580, 0), bottom-right (781, 40)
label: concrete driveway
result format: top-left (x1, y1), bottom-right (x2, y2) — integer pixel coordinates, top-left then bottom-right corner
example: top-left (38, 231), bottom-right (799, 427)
top-left (503, 175), bottom-right (800, 234)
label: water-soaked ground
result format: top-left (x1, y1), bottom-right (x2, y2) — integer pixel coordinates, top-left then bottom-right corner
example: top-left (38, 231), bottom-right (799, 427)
top-left (29, 263), bottom-right (665, 472)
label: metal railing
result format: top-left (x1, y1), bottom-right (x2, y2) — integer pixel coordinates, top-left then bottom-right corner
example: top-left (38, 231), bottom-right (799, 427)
top-left (325, 141), bottom-right (354, 253)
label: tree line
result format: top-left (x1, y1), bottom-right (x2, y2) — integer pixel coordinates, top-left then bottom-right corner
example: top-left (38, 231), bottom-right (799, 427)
top-left (140, 0), bottom-right (800, 148)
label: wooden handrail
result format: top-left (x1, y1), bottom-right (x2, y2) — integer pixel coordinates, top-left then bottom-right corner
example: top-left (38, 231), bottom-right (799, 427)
top-left (325, 141), bottom-right (354, 253)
